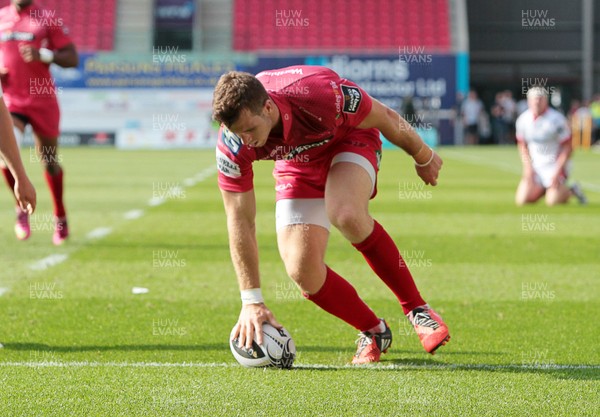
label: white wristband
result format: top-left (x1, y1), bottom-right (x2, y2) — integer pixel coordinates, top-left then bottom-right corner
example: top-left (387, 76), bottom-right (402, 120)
top-left (414, 148), bottom-right (435, 167)
top-left (241, 288), bottom-right (264, 305)
top-left (39, 48), bottom-right (54, 64)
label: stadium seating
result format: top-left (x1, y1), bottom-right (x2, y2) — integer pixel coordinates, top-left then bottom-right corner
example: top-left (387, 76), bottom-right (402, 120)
top-left (38, 0), bottom-right (116, 51)
top-left (233, 0), bottom-right (450, 52)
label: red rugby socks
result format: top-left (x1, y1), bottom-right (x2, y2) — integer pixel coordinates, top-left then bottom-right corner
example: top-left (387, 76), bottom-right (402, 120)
top-left (304, 266), bottom-right (381, 332)
top-left (353, 220), bottom-right (426, 314)
top-left (44, 169), bottom-right (66, 218)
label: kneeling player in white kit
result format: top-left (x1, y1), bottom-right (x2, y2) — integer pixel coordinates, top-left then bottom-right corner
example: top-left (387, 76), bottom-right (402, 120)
top-left (515, 86), bottom-right (587, 206)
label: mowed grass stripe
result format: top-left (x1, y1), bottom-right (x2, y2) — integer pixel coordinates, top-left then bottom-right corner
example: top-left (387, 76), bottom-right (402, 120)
top-left (1, 361), bottom-right (598, 371)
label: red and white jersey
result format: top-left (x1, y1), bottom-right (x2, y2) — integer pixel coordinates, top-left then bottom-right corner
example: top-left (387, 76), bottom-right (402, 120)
top-left (516, 107), bottom-right (571, 173)
top-left (217, 65), bottom-right (373, 193)
top-left (0, 3), bottom-right (72, 106)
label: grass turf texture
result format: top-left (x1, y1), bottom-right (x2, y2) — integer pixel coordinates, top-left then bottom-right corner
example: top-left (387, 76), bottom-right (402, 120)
top-left (0, 146), bottom-right (598, 416)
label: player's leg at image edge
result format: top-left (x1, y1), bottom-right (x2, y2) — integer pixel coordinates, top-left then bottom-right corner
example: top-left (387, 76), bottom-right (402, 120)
top-left (1, 124), bottom-right (31, 240)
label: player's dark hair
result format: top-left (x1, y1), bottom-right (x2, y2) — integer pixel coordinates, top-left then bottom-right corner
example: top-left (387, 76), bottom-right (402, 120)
top-left (212, 71), bottom-right (269, 127)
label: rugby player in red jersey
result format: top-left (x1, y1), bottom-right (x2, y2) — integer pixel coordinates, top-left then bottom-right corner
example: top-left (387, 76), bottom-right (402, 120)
top-left (213, 66), bottom-right (450, 364)
top-left (0, 0), bottom-right (78, 244)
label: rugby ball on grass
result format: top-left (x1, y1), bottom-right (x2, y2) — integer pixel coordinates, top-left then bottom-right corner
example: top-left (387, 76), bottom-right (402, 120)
top-left (230, 323), bottom-right (296, 369)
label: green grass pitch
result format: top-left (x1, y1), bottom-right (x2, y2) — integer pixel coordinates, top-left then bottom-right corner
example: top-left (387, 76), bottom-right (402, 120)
top-left (0, 146), bottom-right (598, 416)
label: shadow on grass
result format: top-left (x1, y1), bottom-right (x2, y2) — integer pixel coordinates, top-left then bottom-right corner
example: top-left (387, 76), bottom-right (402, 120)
top-left (2, 342), bottom-right (224, 353)
top-left (382, 358), bottom-right (600, 381)
top-left (5, 343), bottom-right (364, 354)
top-left (3, 343), bottom-right (597, 381)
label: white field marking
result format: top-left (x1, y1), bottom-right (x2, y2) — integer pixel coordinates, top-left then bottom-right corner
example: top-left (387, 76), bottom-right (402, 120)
top-left (443, 150), bottom-right (600, 194)
top-left (442, 150), bottom-right (521, 175)
top-left (24, 168), bottom-right (216, 274)
top-left (148, 196), bottom-right (166, 207)
top-left (0, 287), bottom-right (9, 296)
top-left (580, 181), bottom-right (600, 193)
top-left (123, 209), bottom-right (144, 220)
top-left (147, 167), bottom-right (216, 207)
top-left (177, 167), bottom-right (217, 188)
top-left (194, 167), bottom-right (216, 181)
top-left (29, 254), bottom-right (69, 271)
top-left (183, 178), bottom-right (196, 187)
top-left (0, 361), bottom-right (597, 371)
top-left (131, 287), bottom-right (149, 294)
top-left (86, 227), bottom-right (113, 240)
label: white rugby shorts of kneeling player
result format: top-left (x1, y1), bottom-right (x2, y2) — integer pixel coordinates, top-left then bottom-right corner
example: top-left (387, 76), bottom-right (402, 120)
top-left (531, 158), bottom-right (571, 189)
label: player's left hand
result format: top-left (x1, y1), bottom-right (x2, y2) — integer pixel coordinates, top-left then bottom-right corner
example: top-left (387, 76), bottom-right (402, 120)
top-left (415, 151), bottom-right (443, 186)
top-left (19, 44), bottom-right (41, 63)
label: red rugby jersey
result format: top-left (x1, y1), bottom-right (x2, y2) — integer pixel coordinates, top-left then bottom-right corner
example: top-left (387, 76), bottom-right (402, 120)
top-left (0, 3), bottom-right (72, 106)
top-left (217, 65), bottom-right (373, 192)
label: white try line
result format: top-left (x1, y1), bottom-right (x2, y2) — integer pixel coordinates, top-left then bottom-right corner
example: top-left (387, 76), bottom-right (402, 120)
top-left (29, 254), bottom-right (69, 271)
top-left (0, 361), bottom-right (597, 371)
top-left (86, 227), bottom-right (113, 240)
top-left (123, 209), bottom-right (145, 220)
top-left (443, 150), bottom-right (600, 194)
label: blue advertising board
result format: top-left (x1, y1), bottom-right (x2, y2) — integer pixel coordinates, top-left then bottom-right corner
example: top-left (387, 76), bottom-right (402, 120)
top-left (242, 54), bottom-right (456, 111)
top-left (51, 53), bottom-right (458, 144)
top-left (52, 53), bottom-right (236, 89)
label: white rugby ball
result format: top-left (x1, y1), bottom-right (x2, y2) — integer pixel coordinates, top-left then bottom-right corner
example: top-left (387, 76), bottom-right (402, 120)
top-left (230, 323), bottom-right (296, 369)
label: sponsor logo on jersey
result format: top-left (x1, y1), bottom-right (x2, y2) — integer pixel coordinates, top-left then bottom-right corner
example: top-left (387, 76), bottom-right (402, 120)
top-left (283, 137), bottom-right (331, 160)
top-left (221, 127), bottom-right (242, 155)
top-left (341, 85), bottom-right (362, 114)
top-left (0, 31), bottom-right (35, 42)
top-left (331, 81), bottom-right (342, 114)
top-left (275, 183), bottom-right (293, 191)
top-left (216, 148), bottom-right (241, 178)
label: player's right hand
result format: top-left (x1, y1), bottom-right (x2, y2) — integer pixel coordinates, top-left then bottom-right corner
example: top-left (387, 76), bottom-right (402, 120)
top-left (232, 303), bottom-right (282, 350)
top-left (14, 177), bottom-right (36, 214)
